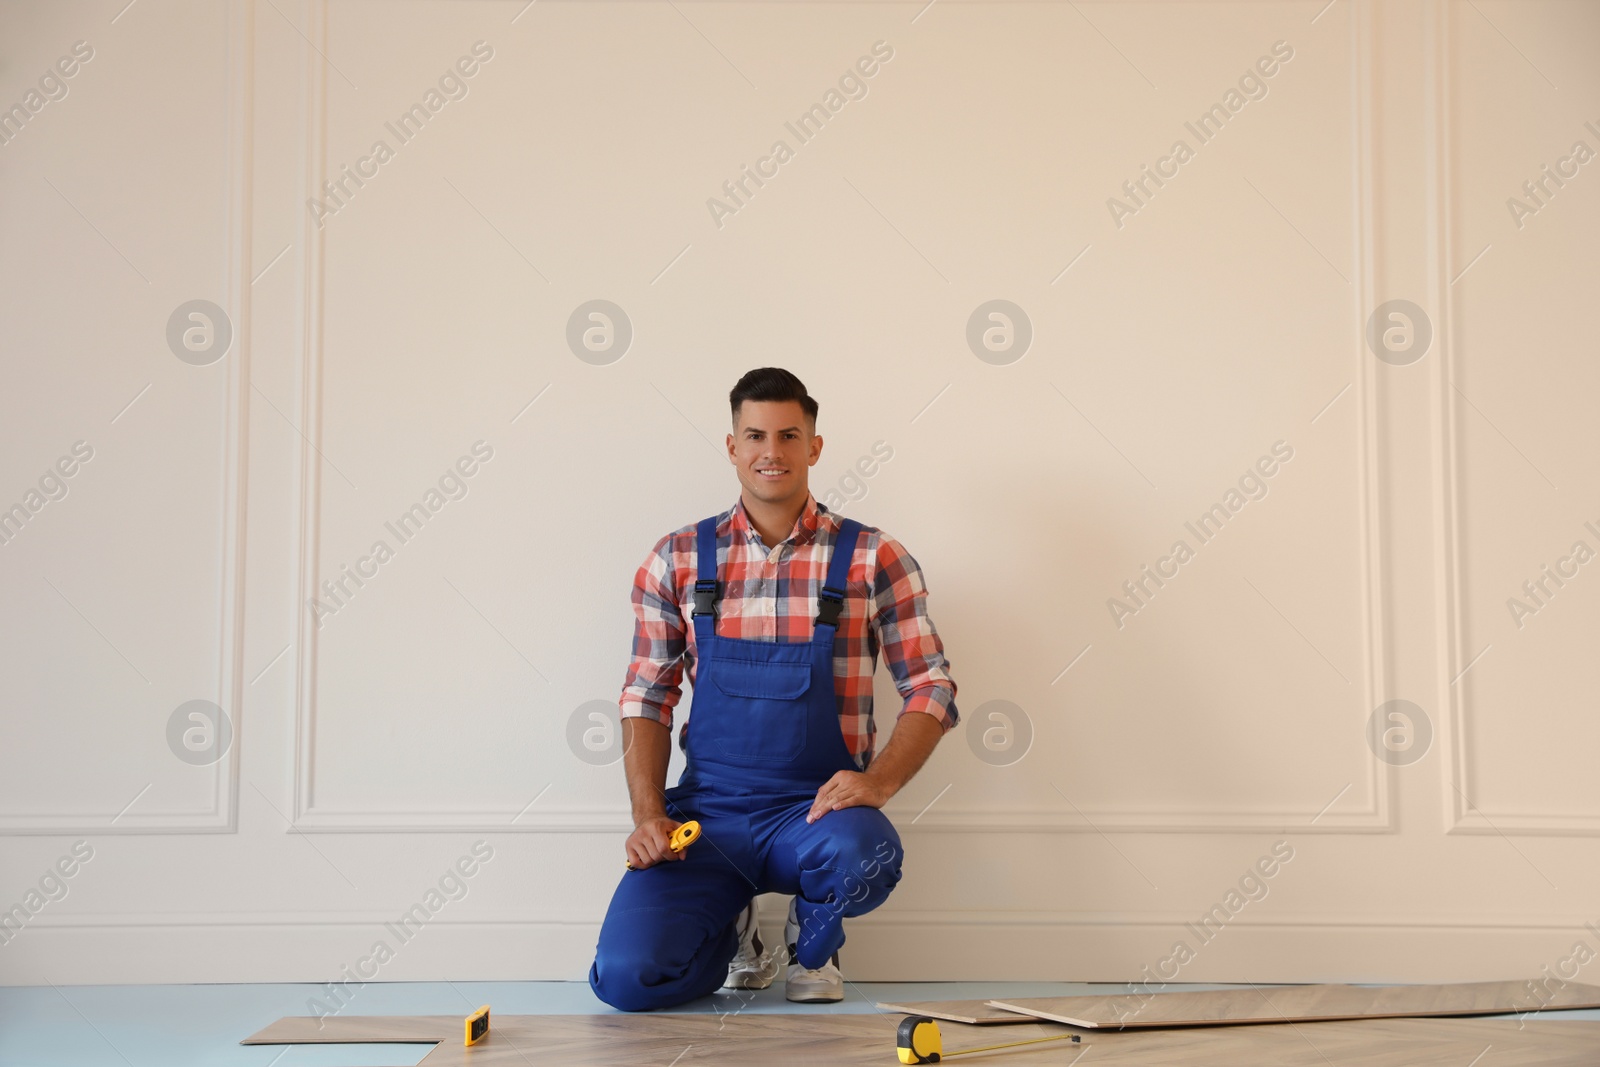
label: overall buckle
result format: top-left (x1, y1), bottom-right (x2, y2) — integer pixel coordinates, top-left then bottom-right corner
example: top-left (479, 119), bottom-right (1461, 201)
top-left (692, 579), bottom-right (718, 617)
top-left (815, 589), bottom-right (844, 628)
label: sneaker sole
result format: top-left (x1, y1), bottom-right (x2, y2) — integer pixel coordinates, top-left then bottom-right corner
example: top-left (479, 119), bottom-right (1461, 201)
top-left (784, 989), bottom-right (844, 1003)
top-left (722, 973), bottom-right (777, 991)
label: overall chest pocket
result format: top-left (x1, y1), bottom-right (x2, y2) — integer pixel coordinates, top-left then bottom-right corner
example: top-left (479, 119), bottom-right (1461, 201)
top-left (704, 656), bottom-right (812, 762)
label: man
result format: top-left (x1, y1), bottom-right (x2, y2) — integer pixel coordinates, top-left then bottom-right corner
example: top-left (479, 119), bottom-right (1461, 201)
top-left (588, 368), bottom-right (960, 1012)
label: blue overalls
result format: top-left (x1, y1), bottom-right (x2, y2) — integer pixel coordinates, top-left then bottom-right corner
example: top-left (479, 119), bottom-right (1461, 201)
top-left (588, 514), bottom-right (905, 1012)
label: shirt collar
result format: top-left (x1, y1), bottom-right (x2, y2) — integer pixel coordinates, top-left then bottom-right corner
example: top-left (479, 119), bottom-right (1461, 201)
top-left (730, 491), bottom-right (827, 547)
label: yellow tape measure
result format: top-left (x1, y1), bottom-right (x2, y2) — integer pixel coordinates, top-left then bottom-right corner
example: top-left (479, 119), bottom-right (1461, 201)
top-left (624, 820), bottom-right (701, 870)
top-left (896, 1016), bottom-right (1081, 1064)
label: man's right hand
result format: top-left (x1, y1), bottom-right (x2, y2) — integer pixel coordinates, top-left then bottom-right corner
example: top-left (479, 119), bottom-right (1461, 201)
top-left (625, 815), bottom-right (688, 870)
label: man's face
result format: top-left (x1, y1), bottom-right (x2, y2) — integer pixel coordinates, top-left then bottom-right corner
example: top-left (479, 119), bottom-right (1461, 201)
top-left (727, 399), bottom-right (821, 508)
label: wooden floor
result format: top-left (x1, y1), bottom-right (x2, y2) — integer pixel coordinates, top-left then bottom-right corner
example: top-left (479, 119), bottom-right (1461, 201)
top-left (243, 1011), bottom-right (1600, 1065)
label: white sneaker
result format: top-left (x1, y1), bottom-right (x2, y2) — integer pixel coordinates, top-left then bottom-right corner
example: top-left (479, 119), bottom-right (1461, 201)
top-left (721, 900), bottom-right (779, 990)
top-left (783, 897), bottom-right (844, 1003)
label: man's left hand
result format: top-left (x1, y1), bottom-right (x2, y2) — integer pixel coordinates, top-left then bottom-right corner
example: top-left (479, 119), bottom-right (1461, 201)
top-left (807, 770), bottom-right (894, 823)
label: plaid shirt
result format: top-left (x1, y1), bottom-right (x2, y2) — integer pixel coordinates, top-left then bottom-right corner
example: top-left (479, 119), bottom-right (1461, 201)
top-left (618, 492), bottom-right (959, 770)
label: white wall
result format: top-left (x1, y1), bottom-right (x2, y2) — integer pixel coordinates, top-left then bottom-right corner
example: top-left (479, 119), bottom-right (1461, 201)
top-left (3, 0), bottom-right (1598, 987)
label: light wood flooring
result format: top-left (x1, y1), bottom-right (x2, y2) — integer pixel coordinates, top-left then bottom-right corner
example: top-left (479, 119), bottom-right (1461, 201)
top-left (242, 1009), bottom-right (1600, 1065)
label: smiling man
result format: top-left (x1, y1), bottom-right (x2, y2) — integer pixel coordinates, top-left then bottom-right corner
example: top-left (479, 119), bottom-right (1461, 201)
top-left (588, 367), bottom-right (960, 1011)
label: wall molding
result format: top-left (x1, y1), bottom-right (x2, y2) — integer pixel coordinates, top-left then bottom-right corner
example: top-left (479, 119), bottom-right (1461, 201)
top-left (21, 907), bottom-right (1600, 931)
top-left (7, 908), bottom-right (1580, 986)
top-left (0, 0), bottom-right (252, 837)
top-left (289, 0), bottom-right (1390, 836)
top-left (1428, 0), bottom-right (1596, 837)
top-left (287, 804), bottom-right (1387, 834)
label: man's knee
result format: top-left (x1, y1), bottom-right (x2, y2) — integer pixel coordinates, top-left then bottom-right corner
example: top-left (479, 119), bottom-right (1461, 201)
top-left (590, 933), bottom-right (665, 1011)
top-left (590, 906), bottom-right (735, 1012)
top-left (818, 808), bottom-right (902, 874)
top-left (590, 958), bottom-right (677, 1012)
top-left (801, 808), bottom-right (904, 912)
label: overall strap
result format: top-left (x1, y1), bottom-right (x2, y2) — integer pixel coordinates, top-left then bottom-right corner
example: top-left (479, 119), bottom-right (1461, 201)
top-left (692, 516), bottom-right (719, 621)
top-left (815, 518), bottom-right (862, 630)
top-left (690, 513), bottom-right (862, 628)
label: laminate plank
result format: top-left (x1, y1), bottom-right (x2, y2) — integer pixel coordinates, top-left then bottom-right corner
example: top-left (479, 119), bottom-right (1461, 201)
top-left (240, 1015), bottom-right (459, 1043)
top-left (874, 999), bottom-right (1038, 1024)
top-left (240, 1012), bottom-right (1600, 1066)
top-left (987, 979), bottom-right (1600, 1029)
top-left (1075, 1017), bottom-right (1600, 1067)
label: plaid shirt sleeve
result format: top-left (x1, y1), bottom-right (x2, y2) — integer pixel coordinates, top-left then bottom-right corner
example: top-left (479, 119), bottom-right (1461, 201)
top-left (870, 532), bottom-right (959, 732)
top-left (617, 534), bottom-right (686, 729)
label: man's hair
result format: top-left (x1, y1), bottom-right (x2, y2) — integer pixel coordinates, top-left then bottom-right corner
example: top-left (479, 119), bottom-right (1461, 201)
top-left (729, 367), bottom-right (818, 430)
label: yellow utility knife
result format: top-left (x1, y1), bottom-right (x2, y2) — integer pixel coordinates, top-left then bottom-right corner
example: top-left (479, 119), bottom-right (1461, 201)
top-left (625, 820), bottom-right (700, 870)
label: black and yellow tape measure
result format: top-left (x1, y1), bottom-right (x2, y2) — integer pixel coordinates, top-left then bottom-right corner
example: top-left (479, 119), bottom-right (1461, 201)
top-left (896, 1015), bottom-right (1081, 1064)
top-left (625, 820), bottom-right (701, 870)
